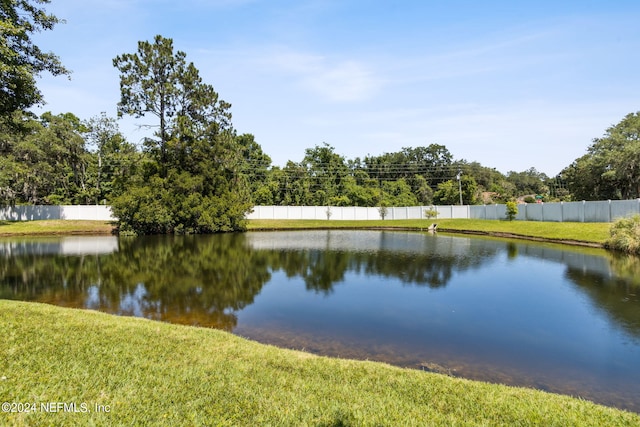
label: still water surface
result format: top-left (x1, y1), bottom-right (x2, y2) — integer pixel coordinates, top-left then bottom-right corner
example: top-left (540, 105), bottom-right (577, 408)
top-left (1, 231), bottom-right (639, 412)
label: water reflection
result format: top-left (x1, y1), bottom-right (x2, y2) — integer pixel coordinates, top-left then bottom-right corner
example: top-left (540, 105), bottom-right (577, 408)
top-left (0, 231), bottom-right (639, 412)
top-left (0, 236), bottom-right (118, 256)
top-left (0, 234), bottom-right (271, 330)
top-left (253, 231), bottom-right (500, 291)
top-left (0, 232), bottom-right (638, 334)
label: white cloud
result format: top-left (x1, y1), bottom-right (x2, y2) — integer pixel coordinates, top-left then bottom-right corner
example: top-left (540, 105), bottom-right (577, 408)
top-left (302, 60), bottom-right (380, 102)
top-left (267, 48), bottom-right (382, 103)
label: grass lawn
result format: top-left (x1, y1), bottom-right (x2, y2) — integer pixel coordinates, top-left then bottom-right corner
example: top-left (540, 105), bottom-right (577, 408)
top-left (1, 300), bottom-right (638, 426)
top-left (0, 220), bottom-right (115, 236)
top-left (0, 218), bottom-right (611, 246)
top-left (247, 219), bottom-right (611, 245)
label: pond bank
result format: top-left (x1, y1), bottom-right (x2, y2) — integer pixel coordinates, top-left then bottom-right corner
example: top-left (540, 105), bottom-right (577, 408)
top-left (0, 220), bottom-right (114, 236)
top-left (247, 219), bottom-right (610, 248)
top-left (0, 219), bottom-right (610, 248)
top-left (436, 228), bottom-right (604, 248)
top-left (1, 300), bottom-right (637, 425)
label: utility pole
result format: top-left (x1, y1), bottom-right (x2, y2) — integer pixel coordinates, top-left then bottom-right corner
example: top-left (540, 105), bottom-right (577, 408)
top-left (457, 170), bottom-right (463, 206)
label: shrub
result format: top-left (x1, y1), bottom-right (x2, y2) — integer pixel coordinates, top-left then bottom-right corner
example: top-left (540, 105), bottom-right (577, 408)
top-left (605, 215), bottom-right (640, 254)
top-left (378, 204), bottom-right (388, 220)
top-left (505, 201), bottom-right (518, 221)
top-left (424, 207), bottom-right (438, 219)
top-left (111, 171), bottom-right (251, 235)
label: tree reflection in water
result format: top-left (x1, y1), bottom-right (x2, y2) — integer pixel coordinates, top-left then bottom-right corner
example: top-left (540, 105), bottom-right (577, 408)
top-left (0, 234), bottom-right (270, 330)
top-left (0, 231), bottom-right (638, 336)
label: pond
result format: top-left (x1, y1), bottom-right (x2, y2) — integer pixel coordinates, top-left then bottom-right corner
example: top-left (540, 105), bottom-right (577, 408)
top-left (0, 230), bottom-right (639, 412)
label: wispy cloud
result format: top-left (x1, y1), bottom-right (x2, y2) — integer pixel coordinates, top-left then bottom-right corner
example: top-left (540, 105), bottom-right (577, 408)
top-left (380, 26), bottom-right (569, 87)
top-left (266, 48), bottom-right (382, 102)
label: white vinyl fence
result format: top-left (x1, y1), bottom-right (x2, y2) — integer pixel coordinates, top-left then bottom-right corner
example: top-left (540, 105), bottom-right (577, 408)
top-left (2, 199), bottom-right (639, 223)
top-left (470, 199), bottom-right (640, 222)
top-left (0, 205), bottom-right (115, 221)
top-left (249, 199), bottom-right (640, 223)
top-left (248, 205), bottom-right (469, 220)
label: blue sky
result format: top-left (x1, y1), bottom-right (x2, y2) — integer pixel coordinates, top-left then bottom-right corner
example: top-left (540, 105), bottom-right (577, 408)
top-left (32, 0), bottom-right (640, 176)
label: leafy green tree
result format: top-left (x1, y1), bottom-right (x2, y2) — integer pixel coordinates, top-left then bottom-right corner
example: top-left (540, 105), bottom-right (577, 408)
top-left (236, 133), bottom-right (273, 204)
top-left (378, 203), bottom-right (388, 220)
top-left (113, 35), bottom-right (231, 175)
top-left (563, 112), bottom-right (640, 200)
top-left (506, 168), bottom-right (549, 197)
top-left (381, 178), bottom-right (418, 206)
top-left (0, 0), bottom-right (70, 115)
top-left (342, 175), bottom-right (379, 206)
top-left (111, 35), bottom-right (251, 234)
top-left (303, 143), bottom-right (349, 205)
top-left (454, 160), bottom-right (513, 203)
top-left (413, 174), bottom-right (434, 205)
top-left (37, 112), bottom-right (90, 203)
top-left (434, 175), bottom-right (479, 205)
top-left (0, 111), bottom-right (93, 205)
top-left (0, 110), bottom-right (29, 204)
top-left (84, 113), bottom-right (139, 203)
top-left (505, 201), bottom-right (518, 221)
top-left (364, 144), bottom-right (453, 195)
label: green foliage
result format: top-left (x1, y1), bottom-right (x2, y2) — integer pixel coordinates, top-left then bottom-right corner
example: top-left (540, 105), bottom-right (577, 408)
top-left (381, 178), bottom-right (418, 206)
top-left (110, 137), bottom-right (252, 235)
top-left (113, 35), bottom-right (232, 174)
top-left (111, 36), bottom-right (251, 234)
top-left (505, 201), bottom-right (518, 221)
top-left (221, 141), bottom-right (555, 208)
top-left (378, 204), bottom-right (388, 220)
top-left (605, 215), bottom-right (640, 254)
top-left (84, 112), bottom-right (138, 203)
top-left (364, 145), bottom-right (453, 186)
top-left (0, 111), bottom-right (137, 206)
top-left (434, 175), bottom-right (478, 205)
top-left (424, 207), bottom-right (438, 219)
top-left (413, 174), bottom-right (434, 204)
top-left (236, 133), bottom-right (272, 204)
top-left (0, 0), bottom-right (70, 115)
top-left (0, 111), bottom-right (88, 204)
top-left (563, 112), bottom-right (640, 200)
top-left (506, 168), bottom-right (549, 196)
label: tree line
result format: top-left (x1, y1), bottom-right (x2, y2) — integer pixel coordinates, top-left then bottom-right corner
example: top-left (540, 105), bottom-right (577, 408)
top-left (1, 1), bottom-right (639, 234)
top-left (0, 108), bottom-right (565, 208)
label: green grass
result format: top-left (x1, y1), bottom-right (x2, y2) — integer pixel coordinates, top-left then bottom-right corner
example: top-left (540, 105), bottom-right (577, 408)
top-left (0, 220), bottom-right (115, 236)
top-left (1, 300), bottom-right (638, 426)
top-left (0, 219), bottom-right (610, 246)
top-left (247, 219), bottom-right (611, 245)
